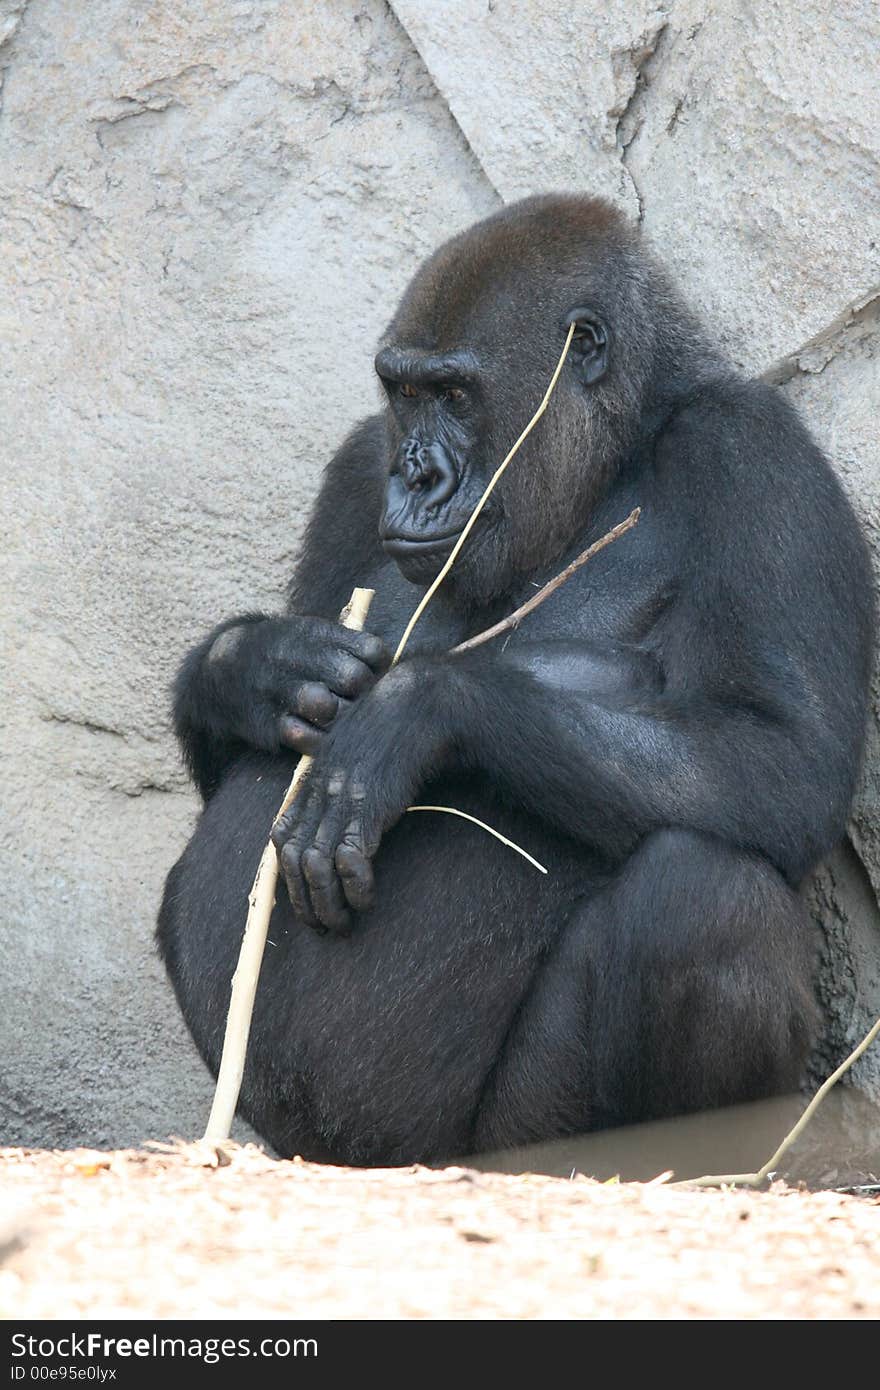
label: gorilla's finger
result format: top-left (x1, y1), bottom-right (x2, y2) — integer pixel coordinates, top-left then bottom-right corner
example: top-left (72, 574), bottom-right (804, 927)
top-left (276, 789), bottom-right (327, 931)
top-left (278, 715), bottom-right (323, 754)
top-left (294, 681), bottom-right (338, 727)
top-left (303, 846), bottom-right (352, 934)
top-left (279, 839), bottom-right (320, 929)
top-left (302, 775), bottom-right (351, 931)
top-left (270, 794), bottom-right (308, 853)
top-left (270, 808), bottom-right (293, 854)
top-left (336, 831), bottom-right (375, 914)
top-left (320, 650), bottom-right (378, 699)
top-left (340, 630), bottom-right (391, 675)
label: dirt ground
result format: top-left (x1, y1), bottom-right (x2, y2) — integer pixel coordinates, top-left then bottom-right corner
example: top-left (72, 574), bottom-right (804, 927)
top-left (1, 1143), bottom-right (878, 1320)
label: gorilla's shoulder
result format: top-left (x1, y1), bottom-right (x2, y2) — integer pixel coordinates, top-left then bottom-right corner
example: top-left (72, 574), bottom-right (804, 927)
top-left (656, 374), bottom-right (833, 497)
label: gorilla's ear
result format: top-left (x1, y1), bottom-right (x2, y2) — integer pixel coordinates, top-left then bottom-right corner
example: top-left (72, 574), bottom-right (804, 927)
top-left (565, 307), bottom-right (609, 386)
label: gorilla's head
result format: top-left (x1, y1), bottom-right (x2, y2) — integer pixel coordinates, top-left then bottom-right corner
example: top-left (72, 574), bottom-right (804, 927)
top-left (374, 194), bottom-right (705, 606)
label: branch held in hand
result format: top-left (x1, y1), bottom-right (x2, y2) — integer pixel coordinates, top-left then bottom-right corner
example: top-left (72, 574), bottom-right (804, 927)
top-left (203, 587), bottom-right (374, 1144)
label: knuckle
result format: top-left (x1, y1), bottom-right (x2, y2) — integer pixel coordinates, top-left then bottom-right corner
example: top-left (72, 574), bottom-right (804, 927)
top-left (298, 681), bottom-right (337, 723)
top-left (335, 843), bottom-right (361, 876)
top-left (326, 769), bottom-right (346, 798)
top-left (332, 653), bottom-right (367, 694)
top-left (279, 841), bottom-right (299, 872)
top-left (278, 715), bottom-right (319, 751)
top-left (366, 639), bottom-right (391, 671)
top-left (352, 631), bottom-right (386, 663)
top-left (271, 818), bottom-right (291, 852)
top-left (302, 846), bottom-right (331, 883)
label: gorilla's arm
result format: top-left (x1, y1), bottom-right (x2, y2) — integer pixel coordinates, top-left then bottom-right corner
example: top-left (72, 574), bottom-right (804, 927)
top-left (272, 642), bottom-right (823, 934)
top-left (275, 633), bottom-right (844, 933)
top-left (414, 647), bottom-right (849, 883)
top-left (275, 394), bottom-right (872, 929)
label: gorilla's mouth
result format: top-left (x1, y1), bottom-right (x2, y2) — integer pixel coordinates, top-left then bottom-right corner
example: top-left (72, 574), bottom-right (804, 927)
top-left (381, 527), bottom-right (462, 559)
top-left (381, 526), bottom-right (465, 583)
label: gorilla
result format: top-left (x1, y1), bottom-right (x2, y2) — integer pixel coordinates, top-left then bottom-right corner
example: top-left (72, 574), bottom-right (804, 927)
top-left (158, 194), bottom-right (874, 1165)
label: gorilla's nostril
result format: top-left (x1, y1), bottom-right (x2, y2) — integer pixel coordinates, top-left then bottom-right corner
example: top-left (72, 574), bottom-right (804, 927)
top-left (401, 442), bottom-right (429, 491)
top-left (397, 438), bottom-right (458, 500)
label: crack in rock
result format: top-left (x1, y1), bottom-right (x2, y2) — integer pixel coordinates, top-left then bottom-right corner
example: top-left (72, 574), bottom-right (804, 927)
top-left (384, 0), bottom-right (502, 203)
top-left (611, 15), bottom-right (671, 224)
top-left (41, 711), bottom-right (126, 739)
top-left (0, 0), bottom-right (30, 119)
top-left (762, 290), bottom-right (880, 386)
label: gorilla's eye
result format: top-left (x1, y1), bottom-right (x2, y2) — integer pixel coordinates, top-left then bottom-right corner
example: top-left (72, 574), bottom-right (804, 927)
top-left (399, 382), bottom-right (418, 398)
top-left (442, 386), bottom-right (467, 403)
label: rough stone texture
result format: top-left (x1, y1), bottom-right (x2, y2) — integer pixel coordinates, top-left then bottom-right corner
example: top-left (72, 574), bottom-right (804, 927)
top-left (624, 0), bottom-right (880, 374)
top-left (0, 0), bottom-right (878, 1148)
top-left (391, 0), bottom-right (669, 214)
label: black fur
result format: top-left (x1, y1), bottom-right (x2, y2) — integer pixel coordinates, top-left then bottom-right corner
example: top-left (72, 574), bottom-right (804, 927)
top-left (158, 195), bottom-right (875, 1164)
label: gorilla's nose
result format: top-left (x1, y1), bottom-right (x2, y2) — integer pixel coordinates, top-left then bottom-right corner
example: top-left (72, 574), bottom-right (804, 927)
top-left (399, 439), bottom-right (458, 508)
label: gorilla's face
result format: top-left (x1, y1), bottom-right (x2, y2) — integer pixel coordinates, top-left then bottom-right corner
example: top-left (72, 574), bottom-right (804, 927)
top-left (374, 344), bottom-right (492, 586)
top-left (374, 313), bottom-right (610, 593)
top-left (374, 196), bottom-right (627, 600)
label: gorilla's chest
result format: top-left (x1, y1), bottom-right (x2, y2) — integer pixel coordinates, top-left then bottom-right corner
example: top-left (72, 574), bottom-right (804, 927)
top-left (360, 512), bottom-right (673, 658)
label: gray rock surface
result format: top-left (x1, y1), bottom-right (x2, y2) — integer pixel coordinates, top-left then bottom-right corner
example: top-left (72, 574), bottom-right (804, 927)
top-left (391, 0), bottom-right (668, 213)
top-left (626, 0), bottom-right (880, 373)
top-left (0, 0), bottom-right (877, 1148)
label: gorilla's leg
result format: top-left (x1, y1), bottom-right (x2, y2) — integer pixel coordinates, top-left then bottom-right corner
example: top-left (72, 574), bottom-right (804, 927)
top-left (474, 828), bottom-right (818, 1151)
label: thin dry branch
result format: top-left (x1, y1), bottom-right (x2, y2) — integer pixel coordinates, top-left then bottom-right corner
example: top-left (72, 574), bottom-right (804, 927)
top-left (451, 508), bottom-right (641, 656)
top-left (675, 1013), bottom-right (880, 1189)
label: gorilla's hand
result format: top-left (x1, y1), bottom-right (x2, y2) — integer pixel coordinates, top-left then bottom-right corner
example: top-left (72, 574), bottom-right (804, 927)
top-left (204, 615), bottom-right (390, 756)
top-left (272, 663), bottom-right (440, 933)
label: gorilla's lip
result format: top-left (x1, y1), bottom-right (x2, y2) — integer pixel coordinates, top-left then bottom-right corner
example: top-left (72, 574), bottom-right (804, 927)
top-left (381, 527), bottom-right (463, 557)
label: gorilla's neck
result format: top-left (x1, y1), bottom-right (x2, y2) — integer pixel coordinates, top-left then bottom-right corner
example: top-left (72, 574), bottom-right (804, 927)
top-left (641, 289), bottom-right (729, 433)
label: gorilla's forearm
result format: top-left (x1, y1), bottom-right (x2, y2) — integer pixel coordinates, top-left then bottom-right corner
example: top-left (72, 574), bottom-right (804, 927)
top-left (432, 650), bottom-right (848, 885)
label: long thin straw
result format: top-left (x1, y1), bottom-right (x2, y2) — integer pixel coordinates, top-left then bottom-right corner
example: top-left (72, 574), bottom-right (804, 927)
top-left (391, 322), bottom-right (576, 666)
top-left (406, 805), bottom-right (548, 873)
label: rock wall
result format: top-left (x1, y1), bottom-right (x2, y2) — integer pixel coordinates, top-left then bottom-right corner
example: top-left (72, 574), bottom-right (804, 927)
top-left (1, 0), bottom-right (877, 1148)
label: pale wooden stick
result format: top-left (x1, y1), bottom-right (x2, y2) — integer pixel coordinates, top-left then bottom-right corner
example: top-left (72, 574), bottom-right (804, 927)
top-left (203, 587), bottom-right (375, 1142)
top-left (390, 322), bottom-right (577, 667)
top-left (674, 1012), bottom-right (880, 1189)
top-left (451, 508), bottom-right (641, 656)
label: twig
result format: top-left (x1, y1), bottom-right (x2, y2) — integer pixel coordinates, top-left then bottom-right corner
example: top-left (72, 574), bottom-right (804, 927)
top-left (674, 1013), bottom-right (880, 1189)
top-left (203, 588), bottom-right (375, 1143)
top-left (402, 512), bottom-right (641, 874)
top-left (451, 508), bottom-right (641, 656)
top-left (390, 323), bottom-right (577, 667)
top-left (406, 805), bottom-right (548, 873)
